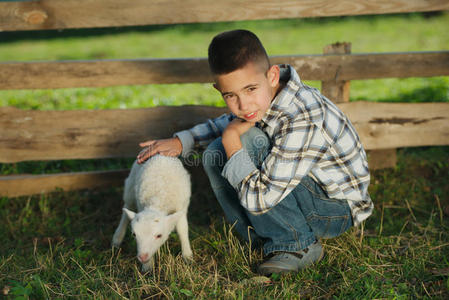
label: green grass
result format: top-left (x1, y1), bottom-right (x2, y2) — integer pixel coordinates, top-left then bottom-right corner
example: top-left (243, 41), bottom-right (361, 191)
top-left (1, 13), bottom-right (449, 299)
top-left (1, 147), bottom-right (448, 298)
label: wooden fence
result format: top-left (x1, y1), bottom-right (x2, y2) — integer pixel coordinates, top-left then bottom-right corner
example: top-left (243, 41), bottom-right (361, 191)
top-left (1, 0), bottom-right (449, 198)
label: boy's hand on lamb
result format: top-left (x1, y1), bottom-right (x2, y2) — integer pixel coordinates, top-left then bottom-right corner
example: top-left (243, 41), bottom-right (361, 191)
top-left (137, 137), bottom-right (182, 164)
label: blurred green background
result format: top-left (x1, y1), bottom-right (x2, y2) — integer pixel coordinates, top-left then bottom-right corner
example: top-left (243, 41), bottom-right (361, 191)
top-left (1, 13), bottom-right (448, 111)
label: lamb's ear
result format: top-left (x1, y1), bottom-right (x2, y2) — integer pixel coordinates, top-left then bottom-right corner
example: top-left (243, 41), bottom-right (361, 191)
top-left (166, 211), bottom-right (183, 223)
top-left (123, 208), bottom-right (136, 220)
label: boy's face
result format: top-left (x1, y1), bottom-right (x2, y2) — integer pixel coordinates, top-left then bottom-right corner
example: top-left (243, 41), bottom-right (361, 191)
top-left (214, 62), bottom-right (280, 123)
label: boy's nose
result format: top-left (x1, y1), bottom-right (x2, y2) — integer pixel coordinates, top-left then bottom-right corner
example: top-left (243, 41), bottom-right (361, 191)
top-left (238, 98), bottom-right (250, 111)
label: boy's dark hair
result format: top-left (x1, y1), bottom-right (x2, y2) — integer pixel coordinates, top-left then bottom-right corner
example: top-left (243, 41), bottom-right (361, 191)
top-left (208, 29), bottom-right (270, 75)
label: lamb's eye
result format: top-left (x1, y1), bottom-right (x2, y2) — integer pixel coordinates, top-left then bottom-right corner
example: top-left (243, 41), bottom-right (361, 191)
top-left (155, 234), bottom-right (162, 239)
top-left (132, 232), bottom-right (136, 237)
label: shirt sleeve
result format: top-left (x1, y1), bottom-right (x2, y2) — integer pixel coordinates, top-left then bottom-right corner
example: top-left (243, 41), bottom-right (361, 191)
top-left (229, 117), bottom-right (329, 215)
top-left (174, 113), bottom-right (235, 157)
top-left (222, 148), bottom-right (257, 187)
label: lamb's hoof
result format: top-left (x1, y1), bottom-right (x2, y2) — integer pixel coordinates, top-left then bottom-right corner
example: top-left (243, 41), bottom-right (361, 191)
top-left (182, 253), bottom-right (194, 264)
top-left (111, 235), bottom-right (123, 248)
top-left (111, 241), bottom-right (121, 249)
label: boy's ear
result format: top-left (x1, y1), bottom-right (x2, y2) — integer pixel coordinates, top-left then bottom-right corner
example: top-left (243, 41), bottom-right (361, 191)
top-left (267, 65), bottom-right (280, 87)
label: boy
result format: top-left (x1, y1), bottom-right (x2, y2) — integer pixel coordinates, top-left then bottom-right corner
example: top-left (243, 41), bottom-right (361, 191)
top-left (137, 30), bottom-right (373, 275)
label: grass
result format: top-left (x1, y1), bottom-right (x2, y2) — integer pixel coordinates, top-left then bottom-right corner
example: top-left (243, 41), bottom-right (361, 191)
top-left (1, 147), bottom-right (448, 298)
top-left (1, 13), bottom-right (449, 299)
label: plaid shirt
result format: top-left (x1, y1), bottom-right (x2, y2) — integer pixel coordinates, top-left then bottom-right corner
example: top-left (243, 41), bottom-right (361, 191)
top-left (176, 65), bottom-right (373, 226)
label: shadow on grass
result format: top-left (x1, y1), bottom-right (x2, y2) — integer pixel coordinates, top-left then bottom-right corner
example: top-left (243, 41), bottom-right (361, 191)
top-left (380, 85), bottom-right (449, 103)
top-left (350, 77), bottom-right (449, 103)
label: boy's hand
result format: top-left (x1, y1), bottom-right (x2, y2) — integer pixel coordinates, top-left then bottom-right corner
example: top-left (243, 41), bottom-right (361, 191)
top-left (137, 137), bottom-right (182, 164)
top-left (222, 119), bottom-right (255, 159)
top-left (225, 118), bottom-right (255, 136)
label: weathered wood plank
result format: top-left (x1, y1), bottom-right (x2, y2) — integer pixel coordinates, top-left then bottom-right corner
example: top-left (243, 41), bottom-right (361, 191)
top-left (1, 52), bottom-right (448, 90)
top-left (0, 58), bottom-right (211, 90)
top-left (338, 102), bottom-right (449, 150)
top-left (1, 0), bottom-right (448, 32)
top-left (0, 165), bottom-right (212, 198)
top-left (1, 102), bottom-right (448, 163)
top-left (367, 149), bottom-right (397, 170)
top-left (0, 105), bottom-right (228, 163)
top-left (0, 169), bottom-right (129, 198)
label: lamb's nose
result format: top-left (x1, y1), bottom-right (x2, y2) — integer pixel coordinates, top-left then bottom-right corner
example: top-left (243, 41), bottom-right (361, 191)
top-left (138, 253), bottom-right (149, 263)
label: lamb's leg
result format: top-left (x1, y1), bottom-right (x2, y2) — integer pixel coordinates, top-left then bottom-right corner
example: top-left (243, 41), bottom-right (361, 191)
top-left (176, 212), bottom-right (193, 261)
top-left (112, 210), bottom-right (130, 247)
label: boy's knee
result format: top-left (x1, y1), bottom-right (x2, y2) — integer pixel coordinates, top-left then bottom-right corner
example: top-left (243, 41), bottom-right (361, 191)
top-left (202, 138), bottom-right (226, 169)
top-left (203, 128), bottom-right (270, 169)
top-left (240, 127), bottom-right (271, 166)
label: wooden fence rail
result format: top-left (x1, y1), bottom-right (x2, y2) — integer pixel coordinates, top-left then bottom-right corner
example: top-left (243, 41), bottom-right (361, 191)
top-left (1, 0), bottom-right (448, 31)
top-left (1, 102), bottom-right (448, 163)
top-left (0, 170), bottom-right (129, 198)
top-left (1, 52), bottom-right (449, 90)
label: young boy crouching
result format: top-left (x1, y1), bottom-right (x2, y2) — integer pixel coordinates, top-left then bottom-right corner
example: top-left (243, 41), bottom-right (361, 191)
top-left (137, 29), bottom-right (373, 275)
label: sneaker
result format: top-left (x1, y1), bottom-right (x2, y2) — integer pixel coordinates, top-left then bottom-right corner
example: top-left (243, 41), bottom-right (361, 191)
top-left (257, 241), bottom-right (324, 275)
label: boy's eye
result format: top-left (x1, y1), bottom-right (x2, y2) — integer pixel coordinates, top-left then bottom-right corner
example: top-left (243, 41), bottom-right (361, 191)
top-left (224, 94), bottom-right (236, 101)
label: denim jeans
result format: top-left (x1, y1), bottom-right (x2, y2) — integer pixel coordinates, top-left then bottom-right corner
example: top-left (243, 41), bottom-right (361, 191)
top-left (202, 127), bottom-right (353, 255)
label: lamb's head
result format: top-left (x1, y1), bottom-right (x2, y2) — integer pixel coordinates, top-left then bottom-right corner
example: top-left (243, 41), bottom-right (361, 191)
top-left (123, 207), bottom-right (182, 267)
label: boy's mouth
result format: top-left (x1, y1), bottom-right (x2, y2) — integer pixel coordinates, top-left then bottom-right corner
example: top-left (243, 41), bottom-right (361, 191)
top-left (243, 112), bottom-right (257, 120)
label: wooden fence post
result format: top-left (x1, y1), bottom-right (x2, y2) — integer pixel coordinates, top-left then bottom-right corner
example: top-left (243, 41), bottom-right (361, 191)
top-left (322, 42), bottom-right (351, 103)
top-left (321, 42), bottom-right (397, 170)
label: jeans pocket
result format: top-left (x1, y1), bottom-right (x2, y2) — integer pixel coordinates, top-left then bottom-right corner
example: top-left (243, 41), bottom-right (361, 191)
top-left (306, 213), bottom-right (351, 239)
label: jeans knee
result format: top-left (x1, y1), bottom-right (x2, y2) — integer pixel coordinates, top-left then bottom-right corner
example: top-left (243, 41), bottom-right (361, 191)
top-left (240, 127), bottom-right (271, 166)
top-left (202, 138), bottom-right (226, 170)
top-left (241, 127), bottom-right (269, 150)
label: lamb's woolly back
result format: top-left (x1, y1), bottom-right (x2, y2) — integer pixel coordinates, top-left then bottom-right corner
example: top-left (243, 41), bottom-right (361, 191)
top-left (133, 155), bottom-right (191, 213)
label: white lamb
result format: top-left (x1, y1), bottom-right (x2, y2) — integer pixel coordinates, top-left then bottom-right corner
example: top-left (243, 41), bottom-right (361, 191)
top-left (112, 155), bottom-right (193, 272)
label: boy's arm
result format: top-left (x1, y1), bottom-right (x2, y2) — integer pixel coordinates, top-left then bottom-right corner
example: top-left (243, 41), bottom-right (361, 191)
top-left (221, 118), bottom-right (255, 159)
top-left (137, 113), bottom-right (234, 163)
top-left (173, 113), bottom-right (235, 157)
top-left (222, 118), bottom-right (326, 215)
top-left (137, 137), bottom-right (182, 164)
